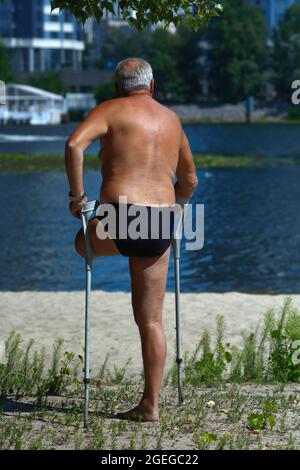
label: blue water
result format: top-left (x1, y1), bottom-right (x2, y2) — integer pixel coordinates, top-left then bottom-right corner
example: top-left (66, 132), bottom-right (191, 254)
top-left (1, 123), bottom-right (300, 157)
top-left (1, 167), bottom-right (300, 293)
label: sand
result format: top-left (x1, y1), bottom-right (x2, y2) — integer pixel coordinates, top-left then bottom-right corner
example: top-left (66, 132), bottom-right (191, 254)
top-left (1, 291), bottom-right (300, 377)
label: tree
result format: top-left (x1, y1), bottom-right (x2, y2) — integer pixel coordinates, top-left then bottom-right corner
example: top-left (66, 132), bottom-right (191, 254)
top-left (207, 0), bottom-right (267, 102)
top-left (48, 0), bottom-right (223, 30)
top-left (94, 81), bottom-right (115, 102)
top-left (0, 42), bottom-right (13, 82)
top-left (27, 72), bottom-right (68, 94)
top-left (176, 22), bottom-right (205, 100)
top-left (273, 5), bottom-right (300, 100)
top-left (97, 27), bottom-right (186, 101)
top-left (97, 22), bottom-right (207, 102)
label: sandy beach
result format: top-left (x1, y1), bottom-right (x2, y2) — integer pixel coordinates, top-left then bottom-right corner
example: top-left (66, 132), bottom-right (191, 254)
top-left (1, 291), bottom-right (300, 378)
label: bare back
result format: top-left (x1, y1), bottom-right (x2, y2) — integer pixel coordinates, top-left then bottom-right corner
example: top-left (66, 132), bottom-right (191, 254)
top-left (99, 95), bottom-right (182, 205)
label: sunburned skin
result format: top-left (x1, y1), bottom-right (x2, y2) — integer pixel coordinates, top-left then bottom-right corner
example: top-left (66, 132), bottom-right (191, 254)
top-left (98, 92), bottom-right (181, 206)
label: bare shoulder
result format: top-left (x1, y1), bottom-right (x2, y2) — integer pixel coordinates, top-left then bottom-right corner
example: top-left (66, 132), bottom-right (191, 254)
top-left (81, 99), bottom-right (124, 126)
top-left (157, 101), bottom-right (182, 128)
top-left (91, 98), bottom-right (118, 113)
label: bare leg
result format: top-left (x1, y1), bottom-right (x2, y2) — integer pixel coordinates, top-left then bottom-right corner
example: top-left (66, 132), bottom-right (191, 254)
top-left (75, 218), bottom-right (120, 257)
top-left (116, 247), bottom-right (171, 422)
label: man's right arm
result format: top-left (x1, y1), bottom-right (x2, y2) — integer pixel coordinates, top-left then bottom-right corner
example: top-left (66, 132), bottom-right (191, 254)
top-left (174, 129), bottom-right (198, 201)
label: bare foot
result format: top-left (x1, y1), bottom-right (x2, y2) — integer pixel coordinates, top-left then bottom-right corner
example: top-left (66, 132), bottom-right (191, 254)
top-left (114, 400), bottom-right (159, 422)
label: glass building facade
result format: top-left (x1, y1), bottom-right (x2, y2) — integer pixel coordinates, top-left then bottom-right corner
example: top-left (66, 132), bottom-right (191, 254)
top-left (0, 0), bottom-right (84, 72)
top-left (248, 0), bottom-right (300, 29)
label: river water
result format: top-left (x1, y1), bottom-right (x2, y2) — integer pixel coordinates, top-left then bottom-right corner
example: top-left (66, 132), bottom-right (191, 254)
top-left (0, 166), bottom-right (299, 293)
top-left (0, 122), bottom-right (300, 157)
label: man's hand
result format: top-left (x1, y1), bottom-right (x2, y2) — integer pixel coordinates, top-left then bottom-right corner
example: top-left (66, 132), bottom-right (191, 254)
top-left (69, 195), bottom-right (89, 219)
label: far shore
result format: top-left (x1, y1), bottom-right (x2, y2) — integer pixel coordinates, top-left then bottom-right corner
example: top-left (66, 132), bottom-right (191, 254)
top-left (1, 152), bottom-right (300, 173)
top-left (168, 102), bottom-right (297, 124)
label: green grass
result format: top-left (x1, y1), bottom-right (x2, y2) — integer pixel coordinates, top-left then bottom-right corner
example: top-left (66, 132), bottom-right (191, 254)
top-left (164, 297), bottom-right (300, 387)
top-left (1, 152), bottom-right (300, 173)
top-left (1, 298), bottom-right (300, 449)
top-left (192, 154), bottom-right (300, 168)
top-left (0, 153), bottom-right (100, 173)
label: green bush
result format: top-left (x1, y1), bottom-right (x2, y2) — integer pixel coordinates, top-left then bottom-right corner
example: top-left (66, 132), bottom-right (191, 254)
top-left (288, 107), bottom-right (300, 120)
top-left (27, 72), bottom-right (68, 94)
top-left (68, 109), bottom-right (86, 122)
top-left (165, 297), bottom-right (300, 386)
top-left (0, 332), bottom-right (81, 399)
top-left (94, 81), bottom-right (116, 104)
top-left (247, 402), bottom-right (277, 431)
top-left (269, 297), bottom-right (300, 382)
top-left (2, 298), bottom-right (300, 401)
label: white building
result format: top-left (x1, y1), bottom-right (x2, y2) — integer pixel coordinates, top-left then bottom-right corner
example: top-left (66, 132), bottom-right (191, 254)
top-left (0, 83), bottom-right (66, 124)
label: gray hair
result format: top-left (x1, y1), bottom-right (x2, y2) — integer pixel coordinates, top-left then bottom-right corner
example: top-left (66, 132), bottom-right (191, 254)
top-left (115, 58), bottom-right (153, 94)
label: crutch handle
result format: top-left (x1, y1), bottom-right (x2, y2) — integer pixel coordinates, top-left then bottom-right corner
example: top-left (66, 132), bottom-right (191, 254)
top-left (81, 200), bottom-right (100, 218)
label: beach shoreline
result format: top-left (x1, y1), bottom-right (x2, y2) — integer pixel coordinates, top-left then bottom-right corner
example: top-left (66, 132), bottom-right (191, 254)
top-left (1, 291), bottom-right (300, 378)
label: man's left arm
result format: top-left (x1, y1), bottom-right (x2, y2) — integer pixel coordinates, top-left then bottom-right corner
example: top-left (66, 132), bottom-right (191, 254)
top-left (65, 103), bottom-right (109, 217)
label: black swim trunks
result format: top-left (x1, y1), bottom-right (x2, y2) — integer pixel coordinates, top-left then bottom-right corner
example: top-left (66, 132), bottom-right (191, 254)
top-left (95, 202), bottom-right (175, 257)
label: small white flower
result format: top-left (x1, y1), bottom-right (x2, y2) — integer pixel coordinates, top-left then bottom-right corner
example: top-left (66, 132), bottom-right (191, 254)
top-left (206, 400), bottom-right (216, 408)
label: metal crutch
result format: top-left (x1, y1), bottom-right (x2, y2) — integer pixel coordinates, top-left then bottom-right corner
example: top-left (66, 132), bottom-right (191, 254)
top-left (80, 200), bottom-right (99, 428)
top-left (171, 204), bottom-right (185, 405)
